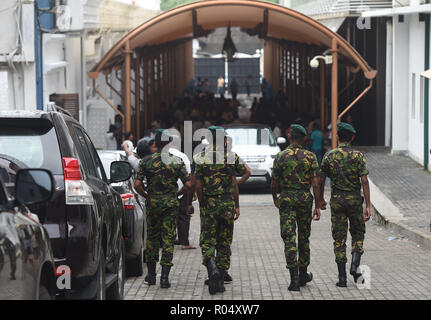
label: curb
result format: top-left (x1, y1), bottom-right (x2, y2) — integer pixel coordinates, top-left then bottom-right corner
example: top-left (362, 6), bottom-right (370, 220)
top-left (369, 178), bottom-right (431, 249)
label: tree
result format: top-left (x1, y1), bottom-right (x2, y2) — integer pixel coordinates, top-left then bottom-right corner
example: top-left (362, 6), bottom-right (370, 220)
top-left (161, 0), bottom-right (279, 12)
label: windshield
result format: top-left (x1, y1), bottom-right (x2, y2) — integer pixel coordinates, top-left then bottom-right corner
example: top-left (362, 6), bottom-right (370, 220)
top-left (225, 128), bottom-right (276, 147)
top-left (0, 119), bottom-right (63, 174)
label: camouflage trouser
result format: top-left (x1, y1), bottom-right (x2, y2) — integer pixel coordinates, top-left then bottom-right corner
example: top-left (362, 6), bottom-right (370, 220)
top-left (200, 196), bottom-right (235, 271)
top-left (330, 192), bottom-right (365, 263)
top-left (279, 192), bottom-right (313, 269)
top-left (145, 195), bottom-right (179, 267)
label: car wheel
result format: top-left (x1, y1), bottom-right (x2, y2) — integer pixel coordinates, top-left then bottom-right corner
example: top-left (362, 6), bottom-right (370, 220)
top-left (38, 285), bottom-right (53, 300)
top-left (126, 245), bottom-right (144, 277)
top-left (107, 237), bottom-right (125, 300)
top-left (94, 249), bottom-right (106, 300)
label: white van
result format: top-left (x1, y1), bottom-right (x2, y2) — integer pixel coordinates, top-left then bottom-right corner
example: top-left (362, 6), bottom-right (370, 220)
top-left (225, 124), bottom-right (286, 186)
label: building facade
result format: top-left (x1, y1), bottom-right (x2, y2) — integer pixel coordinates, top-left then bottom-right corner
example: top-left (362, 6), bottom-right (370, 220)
top-left (0, 0), bottom-right (160, 147)
top-left (362, 0), bottom-right (431, 171)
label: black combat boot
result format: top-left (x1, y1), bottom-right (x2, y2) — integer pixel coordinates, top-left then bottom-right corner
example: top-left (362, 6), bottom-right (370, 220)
top-left (206, 259), bottom-right (220, 295)
top-left (204, 271), bottom-right (233, 285)
top-left (217, 269), bottom-right (226, 293)
top-left (144, 262), bottom-right (156, 286)
top-left (288, 267), bottom-right (300, 292)
top-left (336, 263), bottom-right (347, 287)
top-left (160, 265), bottom-right (171, 288)
top-left (299, 267), bottom-right (313, 287)
top-left (350, 252), bottom-right (364, 283)
top-left (224, 271), bottom-right (233, 283)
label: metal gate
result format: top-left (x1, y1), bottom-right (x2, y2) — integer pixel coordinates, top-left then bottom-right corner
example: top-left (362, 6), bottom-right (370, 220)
top-left (228, 58), bottom-right (260, 94)
top-left (194, 58), bottom-right (225, 93)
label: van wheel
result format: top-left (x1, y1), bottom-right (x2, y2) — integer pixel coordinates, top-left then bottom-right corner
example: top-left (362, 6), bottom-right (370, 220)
top-left (107, 237), bottom-right (125, 300)
top-left (126, 245), bottom-right (144, 277)
top-left (94, 250), bottom-right (106, 300)
top-left (38, 285), bottom-right (52, 300)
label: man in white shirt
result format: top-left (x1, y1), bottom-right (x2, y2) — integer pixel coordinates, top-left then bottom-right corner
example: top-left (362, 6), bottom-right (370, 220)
top-left (170, 146), bottom-right (196, 250)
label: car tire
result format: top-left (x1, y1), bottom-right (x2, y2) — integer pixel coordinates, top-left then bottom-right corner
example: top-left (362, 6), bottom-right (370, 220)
top-left (38, 285), bottom-right (52, 300)
top-left (93, 249), bottom-right (106, 300)
top-left (107, 237), bottom-right (125, 300)
top-left (126, 245), bottom-right (144, 277)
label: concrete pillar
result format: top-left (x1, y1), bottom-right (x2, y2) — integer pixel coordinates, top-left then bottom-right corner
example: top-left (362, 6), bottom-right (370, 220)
top-left (392, 16), bottom-right (409, 152)
top-left (385, 19), bottom-right (393, 147)
top-left (331, 38), bottom-right (339, 150)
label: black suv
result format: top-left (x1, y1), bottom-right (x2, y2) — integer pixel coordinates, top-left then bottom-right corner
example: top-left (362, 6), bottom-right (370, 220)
top-left (0, 109), bottom-right (133, 300)
top-left (0, 168), bottom-right (56, 300)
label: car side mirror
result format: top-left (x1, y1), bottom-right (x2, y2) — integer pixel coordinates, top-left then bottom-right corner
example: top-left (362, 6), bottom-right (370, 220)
top-left (277, 137), bottom-right (286, 145)
top-left (110, 161), bottom-right (133, 183)
top-left (15, 169), bottom-right (54, 206)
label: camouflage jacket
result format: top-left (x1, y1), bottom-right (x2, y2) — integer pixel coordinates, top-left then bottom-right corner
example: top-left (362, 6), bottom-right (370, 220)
top-left (320, 143), bottom-right (369, 193)
top-left (193, 148), bottom-right (246, 198)
top-left (272, 144), bottom-right (319, 193)
top-left (136, 151), bottom-right (191, 198)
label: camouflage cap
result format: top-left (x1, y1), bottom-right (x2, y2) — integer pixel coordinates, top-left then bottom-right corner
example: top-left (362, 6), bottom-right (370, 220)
top-left (337, 122), bottom-right (356, 134)
top-left (290, 124), bottom-right (307, 136)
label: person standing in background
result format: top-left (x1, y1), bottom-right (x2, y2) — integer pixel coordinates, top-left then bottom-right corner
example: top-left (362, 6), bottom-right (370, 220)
top-left (310, 122), bottom-right (325, 166)
top-left (230, 78), bottom-right (239, 101)
top-left (217, 76), bottom-right (225, 96)
top-left (170, 140), bottom-right (197, 250)
top-left (106, 125), bottom-right (118, 150)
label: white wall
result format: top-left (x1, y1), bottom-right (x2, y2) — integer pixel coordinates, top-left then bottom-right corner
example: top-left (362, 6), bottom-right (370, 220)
top-left (0, 1), bottom-right (36, 111)
top-left (392, 17), bottom-right (410, 152)
top-left (114, 0), bottom-right (160, 11)
top-left (407, 14), bottom-right (425, 164)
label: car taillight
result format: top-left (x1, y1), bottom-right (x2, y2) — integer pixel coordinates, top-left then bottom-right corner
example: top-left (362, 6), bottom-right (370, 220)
top-left (62, 157), bottom-right (94, 205)
top-left (62, 157), bottom-right (82, 180)
top-left (121, 194), bottom-right (135, 210)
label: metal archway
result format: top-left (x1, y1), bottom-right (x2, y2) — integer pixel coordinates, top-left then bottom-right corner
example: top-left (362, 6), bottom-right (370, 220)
top-left (89, 0), bottom-right (377, 148)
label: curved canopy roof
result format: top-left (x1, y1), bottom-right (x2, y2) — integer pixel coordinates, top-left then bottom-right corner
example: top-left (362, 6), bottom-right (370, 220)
top-left (91, 0), bottom-right (376, 79)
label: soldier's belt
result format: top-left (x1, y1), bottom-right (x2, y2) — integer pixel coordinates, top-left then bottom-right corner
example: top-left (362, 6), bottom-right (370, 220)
top-left (331, 188), bottom-right (361, 195)
top-left (204, 194), bottom-right (234, 200)
top-left (280, 188), bottom-right (311, 193)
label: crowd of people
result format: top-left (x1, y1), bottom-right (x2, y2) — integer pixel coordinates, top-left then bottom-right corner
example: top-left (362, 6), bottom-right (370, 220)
top-left (106, 77), bottom-right (357, 170)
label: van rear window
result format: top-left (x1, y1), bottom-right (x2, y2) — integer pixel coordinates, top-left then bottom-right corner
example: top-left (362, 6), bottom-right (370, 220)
top-left (0, 119), bottom-right (63, 174)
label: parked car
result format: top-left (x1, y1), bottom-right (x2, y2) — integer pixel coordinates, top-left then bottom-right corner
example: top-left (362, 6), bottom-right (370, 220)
top-left (224, 124), bottom-right (286, 186)
top-left (98, 150), bottom-right (146, 277)
top-left (0, 109), bottom-right (133, 300)
top-left (0, 167), bottom-right (56, 300)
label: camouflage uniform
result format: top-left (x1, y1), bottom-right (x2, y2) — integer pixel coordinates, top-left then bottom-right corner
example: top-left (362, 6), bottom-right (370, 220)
top-left (272, 144), bottom-right (319, 269)
top-left (193, 149), bottom-right (246, 271)
top-left (320, 143), bottom-right (369, 264)
top-left (136, 151), bottom-right (191, 267)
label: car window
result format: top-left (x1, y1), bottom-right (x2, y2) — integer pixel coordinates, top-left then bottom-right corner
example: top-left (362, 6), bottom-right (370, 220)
top-left (99, 155), bottom-right (113, 180)
top-left (0, 119), bottom-right (63, 174)
top-left (225, 128), bottom-right (276, 146)
top-left (81, 131), bottom-right (108, 182)
top-left (0, 181), bottom-right (6, 207)
top-left (66, 122), bottom-right (97, 178)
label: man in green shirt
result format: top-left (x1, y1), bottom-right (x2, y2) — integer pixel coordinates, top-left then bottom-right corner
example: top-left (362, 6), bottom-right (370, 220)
top-left (193, 126), bottom-right (250, 295)
top-left (134, 129), bottom-right (193, 288)
top-left (272, 124), bottom-right (321, 292)
top-left (319, 122), bottom-right (371, 287)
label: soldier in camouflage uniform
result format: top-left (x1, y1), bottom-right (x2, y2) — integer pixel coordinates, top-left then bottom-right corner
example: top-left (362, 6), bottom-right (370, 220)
top-left (193, 126), bottom-right (250, 295)
top-left (271, 124), bottom-right (321, 292)
top-left (319, 122), bottom-right (371, 287)
top-left (134, 129), bottom-right (192, 288)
